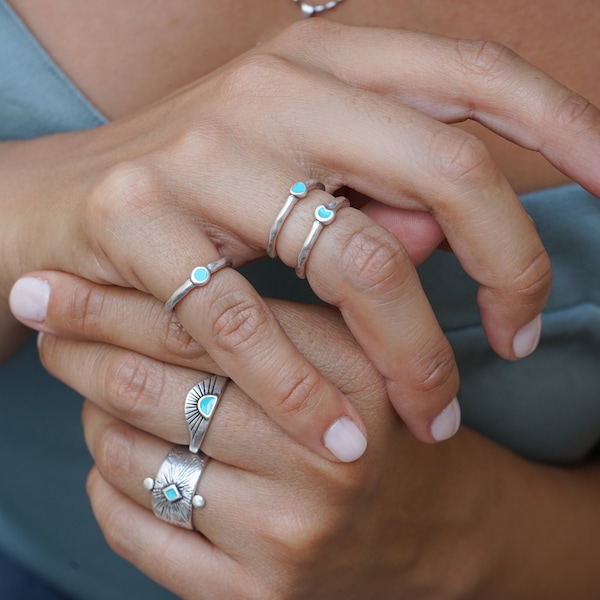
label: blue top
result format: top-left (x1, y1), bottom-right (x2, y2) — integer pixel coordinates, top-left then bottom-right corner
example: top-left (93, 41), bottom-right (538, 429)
top-left (1, 0), bottom-right (600, 598)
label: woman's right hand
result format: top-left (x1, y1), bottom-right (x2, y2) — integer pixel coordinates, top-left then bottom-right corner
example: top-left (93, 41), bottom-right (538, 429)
top-left (6, 21), bottom-right (600, 459)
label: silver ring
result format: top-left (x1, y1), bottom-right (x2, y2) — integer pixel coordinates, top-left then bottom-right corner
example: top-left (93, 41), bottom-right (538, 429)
top-left (295, 196), bottom-right (350, 279)
top-left (143, 447), bottom-right (209, 530)
top-left (267, 180), bottom-right (325, 259)
top-left (165, 257), bottom-right (233, 311)
top-left (185, 375), bottom-right (229, 453)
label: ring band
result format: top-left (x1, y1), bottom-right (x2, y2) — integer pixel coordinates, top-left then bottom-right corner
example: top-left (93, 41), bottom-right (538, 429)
top-left (295, 196), bottom-right (350, 279)
top-left (267, 180), bottom-right (325, 259)
top-left (143, 447), bottom-right (209, 530)
top-left (165, 257), bottom-right (233, 311)
top-left (185, 375), bottom-right (229, 453)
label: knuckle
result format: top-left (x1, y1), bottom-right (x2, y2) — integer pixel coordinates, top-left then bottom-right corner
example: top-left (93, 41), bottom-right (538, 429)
top-left (261, 506), bottom-right (333, 565)
top-left (160, 310), bottom-right (209, 362)
top-left (92, 419), bottom-right (135, 481)
top-left (553, 90), bottom-right (600, 132)
top-left (65, 279), bottom-right (107, 338)
top-left (455, 38), bottom-right (516, 79)
top-left (210, 289), bottom-right (271, 356)
top-left (273, 367), bottom-right (325, 418)
top-left (512, 246), bottom-right (553, 302)
top-left (89, 162), bottom-right (161, 233)
top-left (409, 342), bottom-right (457, 396)
top-left (342, 223), bottom-right (411, 294)
top-left (430, 130), bottom-right (498, 189)
top-left (224, 53), bottom-right (298, 100)
top-left (103, 351), bottom-right (165, 418)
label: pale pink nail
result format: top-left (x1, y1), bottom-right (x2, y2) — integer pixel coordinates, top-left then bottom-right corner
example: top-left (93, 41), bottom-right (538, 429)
top-left (324, 417), bottom-right (367, 462)
top-left (513, 314), bottom-right (542, 359)
top-left (431, 397), bottom-right (461, 441)
top-left (9, 277), bottom-right (50, 322)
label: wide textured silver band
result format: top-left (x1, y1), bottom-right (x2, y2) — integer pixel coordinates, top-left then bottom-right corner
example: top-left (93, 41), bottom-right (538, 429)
top-left (295, 196), bottom-right (350, 279)
top-left (165, 257), bottom-right (233, 311)
top-left (292, 0), bottom-right (345, 18)
top-left (185, 375), bottom-right (229, 453)
top-left (267, 180), bottom-right (325, 259)
top-left (143, 447), bottom-right (209, 530)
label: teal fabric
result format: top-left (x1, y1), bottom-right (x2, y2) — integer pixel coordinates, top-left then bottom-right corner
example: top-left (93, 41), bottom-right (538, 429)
top-left (1, 0), bottom-right (600, 597)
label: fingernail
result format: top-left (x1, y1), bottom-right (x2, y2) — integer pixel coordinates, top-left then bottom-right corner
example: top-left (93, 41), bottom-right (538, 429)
top-left (431, 397), bottom-right (461, 441)
top-left (513, 314), bottom-right (542, 359)
top-left (324, 417), bottom-right (367, 462)
top-left (9, 277), bottom-right (50, 322)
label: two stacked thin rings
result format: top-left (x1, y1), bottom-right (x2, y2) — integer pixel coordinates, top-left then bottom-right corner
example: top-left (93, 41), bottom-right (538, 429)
top-left (268, 180), bottom-right (349, 278)
top-left (267, 180), bottom-right (326, 259)
top-left (143, 375), bottom-right (228, 529)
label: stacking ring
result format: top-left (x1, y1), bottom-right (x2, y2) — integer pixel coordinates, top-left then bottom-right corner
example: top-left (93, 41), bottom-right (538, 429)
top-left (185, 375), bottom-right (229, 453)
top-left (267, 180), bottom-right (325, 259)
top-left (165, 257), bottom-right (233, 311)
top-left (143, 447), bottom-right (209, 530)
top-left (295, 196), bottom-right (350, 279)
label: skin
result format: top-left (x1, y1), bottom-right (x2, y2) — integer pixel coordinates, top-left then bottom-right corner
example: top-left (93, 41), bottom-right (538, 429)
top-left (3, 17), bottom-right (600, 455)
top-left (4, 2), bottom-right (600, 596)
top-left (11, 271), bottom-right (600, 598)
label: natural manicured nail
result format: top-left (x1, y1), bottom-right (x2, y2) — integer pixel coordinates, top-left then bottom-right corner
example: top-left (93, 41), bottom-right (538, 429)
top-left (324, 417), bottom-right (367, 462)
top-left (431, 397), bottom-right (461, 441)
top-left (9, 277), bottom-right (50, 322)
top-left (513, 314), bottom-right (542, 359)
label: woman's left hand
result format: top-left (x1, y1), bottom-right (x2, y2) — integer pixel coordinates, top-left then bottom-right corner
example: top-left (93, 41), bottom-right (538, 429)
top-left (25, 272), bottom-right (600, 599)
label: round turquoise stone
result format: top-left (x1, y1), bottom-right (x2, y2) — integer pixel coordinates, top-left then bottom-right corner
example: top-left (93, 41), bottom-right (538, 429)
top-left (191, 266), bottom-right (210, 285)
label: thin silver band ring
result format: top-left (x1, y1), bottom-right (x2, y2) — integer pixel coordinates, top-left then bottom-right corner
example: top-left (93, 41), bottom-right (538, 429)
top-left (295, 196), bottom-right (350, 279)
top-left (165, 257), bottom-right (233, 311)
top-left (143, 447), bottom-right (209, 530)
top-left (267, 180), bottom-right (325, 259)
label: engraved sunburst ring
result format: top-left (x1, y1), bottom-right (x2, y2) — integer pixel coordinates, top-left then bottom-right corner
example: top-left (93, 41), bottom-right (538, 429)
top-left (185, 375), bottom-right (229, 453)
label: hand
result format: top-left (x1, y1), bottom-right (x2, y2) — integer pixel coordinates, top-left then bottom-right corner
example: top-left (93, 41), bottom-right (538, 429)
top-left (30, 274), bottom-right (600, 599)
top-left (6, 21), bottom-right (600, 455)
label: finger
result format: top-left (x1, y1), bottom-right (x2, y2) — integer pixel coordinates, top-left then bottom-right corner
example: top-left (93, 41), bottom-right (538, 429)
top-left (83, 403), bottom-right (312, 571)
top-left (271, 21), bottom-right (600, 196)
top-left (86, 467), bottom-right (252, 600)
top-left (64, 193), bottom-right (369, 463)
top-left (11, 271), bottom-right (379, 399)
top-left (40, 332), bottom-right (294, 472)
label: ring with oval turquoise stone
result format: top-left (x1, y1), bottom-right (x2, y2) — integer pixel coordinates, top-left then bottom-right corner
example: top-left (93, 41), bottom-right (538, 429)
top-left (267, 180), bottom-right (326, 259)
top-left (164, 257), bottom-right (233, 311)
top-left (143, 446), bottom-right (209, 529)
top-left (295, 196), bottom-right (350, 279)
top-left (185, 375), bottom-right (229, 454)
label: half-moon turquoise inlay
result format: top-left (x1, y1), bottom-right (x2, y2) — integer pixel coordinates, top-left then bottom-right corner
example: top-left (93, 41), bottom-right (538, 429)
top-left (198, 394), bottom-right (218, 419)
top-left (290, 181), bottom-right (307, 197)
top-left (316, 205), bottom-right (335, 223)
top-left (191, 266), bottom-right (210, 285)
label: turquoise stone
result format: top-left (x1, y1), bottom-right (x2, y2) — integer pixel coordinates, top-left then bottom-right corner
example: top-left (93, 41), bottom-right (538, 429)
top-left (191, 266), bottom-right (210, 285)
top-left (290, 181), bottom-right (307, 197)
top-left (163, 484), bottom-right (182, 503)
top-left (198, 394), bottom-right (218, 419)
top-left (316, 205), bottom-right (335, 223)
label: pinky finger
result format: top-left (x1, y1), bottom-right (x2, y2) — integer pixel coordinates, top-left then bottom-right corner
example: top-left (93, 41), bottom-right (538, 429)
top-left (86, 468), bottom-right (251, 600)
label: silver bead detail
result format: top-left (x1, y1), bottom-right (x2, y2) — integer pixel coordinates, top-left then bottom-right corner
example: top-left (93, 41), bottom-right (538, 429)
top-left (192, 495), bottom-right (206, 509)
